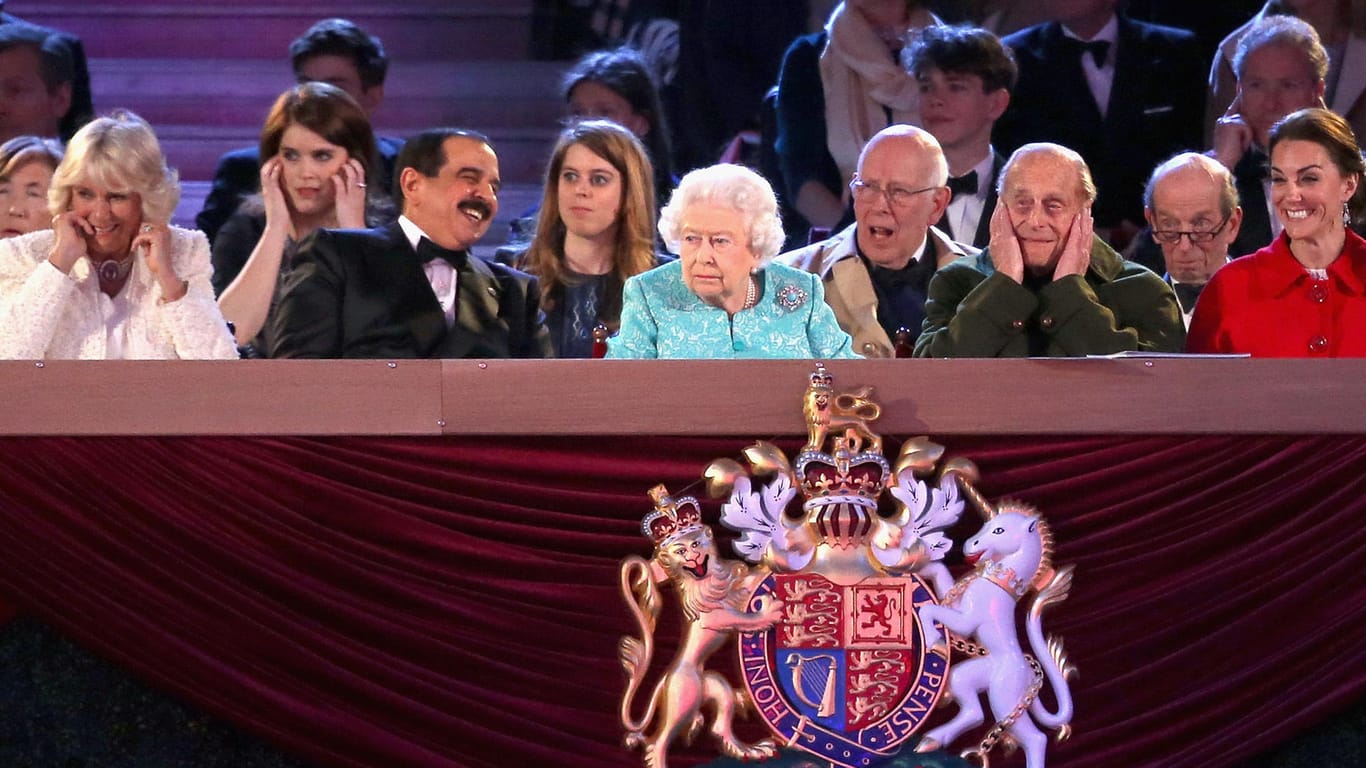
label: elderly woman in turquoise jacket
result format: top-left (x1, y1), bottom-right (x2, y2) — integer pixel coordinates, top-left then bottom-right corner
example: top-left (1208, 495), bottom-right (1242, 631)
top-left (607, 163), bottom-right (857, 359)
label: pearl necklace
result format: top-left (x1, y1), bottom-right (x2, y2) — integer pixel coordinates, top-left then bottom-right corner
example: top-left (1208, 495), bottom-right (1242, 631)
top-left (741, 274), bottom-right (757, 310)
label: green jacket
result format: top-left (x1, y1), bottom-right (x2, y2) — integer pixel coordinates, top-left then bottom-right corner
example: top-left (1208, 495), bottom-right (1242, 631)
top-left (914, 236), bottom-right (1185, 357)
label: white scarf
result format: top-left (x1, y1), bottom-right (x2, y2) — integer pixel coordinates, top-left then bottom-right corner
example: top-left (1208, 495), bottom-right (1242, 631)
top-left (819, 3), bottom-right (933, 184)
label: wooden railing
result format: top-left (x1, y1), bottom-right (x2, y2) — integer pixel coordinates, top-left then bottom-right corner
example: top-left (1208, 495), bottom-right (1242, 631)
top-left (3, 358), bottom-right (1363, 436)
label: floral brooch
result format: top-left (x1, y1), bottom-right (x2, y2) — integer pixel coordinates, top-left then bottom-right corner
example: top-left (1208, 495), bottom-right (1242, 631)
top-left (775, 283), bottom-right (809, 313)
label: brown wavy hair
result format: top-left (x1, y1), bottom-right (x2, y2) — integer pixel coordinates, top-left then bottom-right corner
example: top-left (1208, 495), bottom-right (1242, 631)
top-left (258, 81), bottom-right (387, 217)
top-left (519, 120), bottom-right (657, 326)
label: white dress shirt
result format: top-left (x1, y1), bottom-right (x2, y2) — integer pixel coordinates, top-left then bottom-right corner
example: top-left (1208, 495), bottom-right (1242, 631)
top-left (1063, 15), bottom-right (1119, 119)
top-left (944, 149), bottom-right (995, 246)
top-left (398, 215), bottom-right (458, 328)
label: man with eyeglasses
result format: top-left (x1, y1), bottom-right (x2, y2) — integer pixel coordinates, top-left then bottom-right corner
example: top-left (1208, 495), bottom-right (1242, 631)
top-left (1143, 153), bottom-right (1243, 328)
top-left (778, 125), bottom-right (977, 358)
top-left (916, 142), bottom-right (1184, 357)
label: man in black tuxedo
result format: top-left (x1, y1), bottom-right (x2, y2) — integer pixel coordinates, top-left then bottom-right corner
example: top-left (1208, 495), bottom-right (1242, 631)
top-left (270, 129), bottom-right (552, 359)
top-left (994, 0), bottom-right (1206, 245)
top-left (195, 18), bottom-right (404, 245)
top-left (905, 24), bottom-right (1016, 249)
top-left (0, 2), bottom-right (92, 142)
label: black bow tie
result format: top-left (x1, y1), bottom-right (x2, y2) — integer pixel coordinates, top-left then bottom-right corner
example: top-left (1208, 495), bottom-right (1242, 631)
top-left (1066, 37), bottom-right (1111, 68)
top-left (1171, 282), bottom-right (1204, 311)
top-left (947, 171), bottom-right (978, 200)
top-left (416, 237), bottom-right (467, 268)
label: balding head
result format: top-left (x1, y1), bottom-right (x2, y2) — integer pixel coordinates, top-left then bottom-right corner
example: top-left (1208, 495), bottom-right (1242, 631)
top-left (998, 143), bottom-right (1094, 274)
top-left (1144, 153), bottom-right (1237, 220)
top-left (1144, 152), bottom-right (1241, 285)
top-left (999, 143), bottom-right (1095, 206)
top-left (858, 124), bottom-right (949, 186)
top-left (852, 124), bottom-right (951, 269)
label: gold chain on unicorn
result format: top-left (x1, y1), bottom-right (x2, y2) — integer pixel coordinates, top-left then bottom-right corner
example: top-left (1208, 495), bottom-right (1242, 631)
top-left (915, 491), bottom-right (1078, 768)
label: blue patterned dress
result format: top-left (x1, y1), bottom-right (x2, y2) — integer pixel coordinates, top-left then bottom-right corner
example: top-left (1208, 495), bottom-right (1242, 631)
top-left (606, 261), bottom-right (857, 359)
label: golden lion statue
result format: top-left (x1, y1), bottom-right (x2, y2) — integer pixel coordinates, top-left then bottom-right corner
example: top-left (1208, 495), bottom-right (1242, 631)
top-left (803, 364), bottom-right (882, 455)
top-left (618, 487), bottom-right (784, 768)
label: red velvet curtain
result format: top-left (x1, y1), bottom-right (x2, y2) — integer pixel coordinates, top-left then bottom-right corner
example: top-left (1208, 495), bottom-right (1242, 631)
top-left (0, 434), bottom-right (1363, 768)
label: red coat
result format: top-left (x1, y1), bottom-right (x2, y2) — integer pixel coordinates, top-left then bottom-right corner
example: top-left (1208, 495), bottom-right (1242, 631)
top-left (1187, 231), bottom-right (1366, 357)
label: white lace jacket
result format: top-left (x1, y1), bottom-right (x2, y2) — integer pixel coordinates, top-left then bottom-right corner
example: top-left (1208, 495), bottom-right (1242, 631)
top-left (0, 227), bottom-right (238, 360)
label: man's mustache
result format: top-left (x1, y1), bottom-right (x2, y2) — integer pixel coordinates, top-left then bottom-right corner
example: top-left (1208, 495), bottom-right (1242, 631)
top-left (457, 198), bottom-right (493, 222)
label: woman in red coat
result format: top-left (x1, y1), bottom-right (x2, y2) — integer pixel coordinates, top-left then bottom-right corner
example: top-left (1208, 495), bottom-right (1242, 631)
top-left (1188, 107), bottom-right (1366, 356)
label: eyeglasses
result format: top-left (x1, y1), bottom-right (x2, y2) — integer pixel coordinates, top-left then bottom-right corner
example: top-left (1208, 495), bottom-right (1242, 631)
top-left (1151, 216), bottom-right (1232, 245)
top-left (849, 178), bottom-right (940, 209)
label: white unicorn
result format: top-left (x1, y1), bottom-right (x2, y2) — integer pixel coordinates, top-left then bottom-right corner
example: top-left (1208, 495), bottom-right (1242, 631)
top-left (916, 501), bottom-right (1077, 768)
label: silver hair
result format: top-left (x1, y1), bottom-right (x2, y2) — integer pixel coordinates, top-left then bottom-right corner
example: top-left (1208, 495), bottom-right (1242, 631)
top-left (1143, 152), bottom-right (1239, 219)
top-left (657, 163), bottom-right (786, 263)
top-left (997, 143), bottom-right (1096, 204)
top-left (1233, 15), bottom-right (1328, 83)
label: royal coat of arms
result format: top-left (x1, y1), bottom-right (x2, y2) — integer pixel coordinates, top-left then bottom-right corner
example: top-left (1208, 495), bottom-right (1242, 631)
top-left (618, 365), bottom-right (1077, 768)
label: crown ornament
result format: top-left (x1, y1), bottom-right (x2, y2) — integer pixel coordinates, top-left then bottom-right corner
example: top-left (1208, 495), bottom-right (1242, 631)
top-left (641, 484), bottom-right (703, 547)
top-left (620, 365), bottom-right (1076, 768)
top-left (794, 365), bottom-right (891, 548)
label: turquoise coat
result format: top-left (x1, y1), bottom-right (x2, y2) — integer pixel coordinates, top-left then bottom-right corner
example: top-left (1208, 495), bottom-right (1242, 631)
top-left (607, 261), bottom-right (857, 359)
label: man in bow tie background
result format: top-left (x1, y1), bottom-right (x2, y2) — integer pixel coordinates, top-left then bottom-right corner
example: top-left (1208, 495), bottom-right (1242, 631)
top-left (905, 24), bottom-right (1016, 249)
top-left (1143, 152), bottom-right (1242, 328)
top-left (270, 128), bottom-right (552, 359)
top-left (778, 124), bottom-right (978, 358)
top-left (993, 0), bottom-right (1206, 247)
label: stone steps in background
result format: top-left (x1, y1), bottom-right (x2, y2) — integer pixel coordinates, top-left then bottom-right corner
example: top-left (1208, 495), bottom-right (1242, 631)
top-left (12, 0), bottom-right (564, 246)
top-left (89, 58), bottom-right (567, 182)
top-left (10, 1), bottom-right (536, 60)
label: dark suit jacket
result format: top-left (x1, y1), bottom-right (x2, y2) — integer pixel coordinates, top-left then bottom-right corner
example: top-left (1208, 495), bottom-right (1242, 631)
top-left (195, 135), bottom-right (404, 245)
top-left (270, 222), bottom-right (553, 359)
top-left (995, 15), bottom-right (1206, 229)
top-left (1231, 148), bottom-right (1274, 257)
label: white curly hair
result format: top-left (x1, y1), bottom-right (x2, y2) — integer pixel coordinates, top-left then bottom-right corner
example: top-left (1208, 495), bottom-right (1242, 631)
top-left (657, 163), bottom-right (786, 263)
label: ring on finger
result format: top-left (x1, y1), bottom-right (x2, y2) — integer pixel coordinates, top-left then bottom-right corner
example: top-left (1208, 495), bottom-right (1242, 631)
top-left (356, 183), bottom-right (367, 189)
top-left (141, 224), bottom-right (154, 233)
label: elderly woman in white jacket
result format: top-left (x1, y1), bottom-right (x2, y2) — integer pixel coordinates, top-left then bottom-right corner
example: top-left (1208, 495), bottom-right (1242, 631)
top-left (0, 111), bottom-right (236, 359)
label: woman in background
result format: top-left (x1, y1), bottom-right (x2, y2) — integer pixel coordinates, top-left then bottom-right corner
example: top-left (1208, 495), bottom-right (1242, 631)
top-left (775, 0), bottom-right (939, 240)
top-left (564, 46), bottom-right (676, 207)
top-left (0, 136), bottom-right (63, 239)
top-left (515, 120), bottom-right (664, 357)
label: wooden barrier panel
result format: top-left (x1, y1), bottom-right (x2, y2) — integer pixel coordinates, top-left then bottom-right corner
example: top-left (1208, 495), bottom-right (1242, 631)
top-left (2, 359), bottom-right (1365, 436)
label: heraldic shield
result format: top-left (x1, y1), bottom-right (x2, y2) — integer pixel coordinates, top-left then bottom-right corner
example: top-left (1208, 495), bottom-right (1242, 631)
top-left (617, 364), bottom-right (1077, 768)
top-left (739, 571), bottom-right (948, 766)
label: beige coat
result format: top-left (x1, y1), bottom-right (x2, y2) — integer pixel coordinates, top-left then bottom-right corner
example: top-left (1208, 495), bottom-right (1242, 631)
top-left (778, 224), bottom-right (976, 358)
